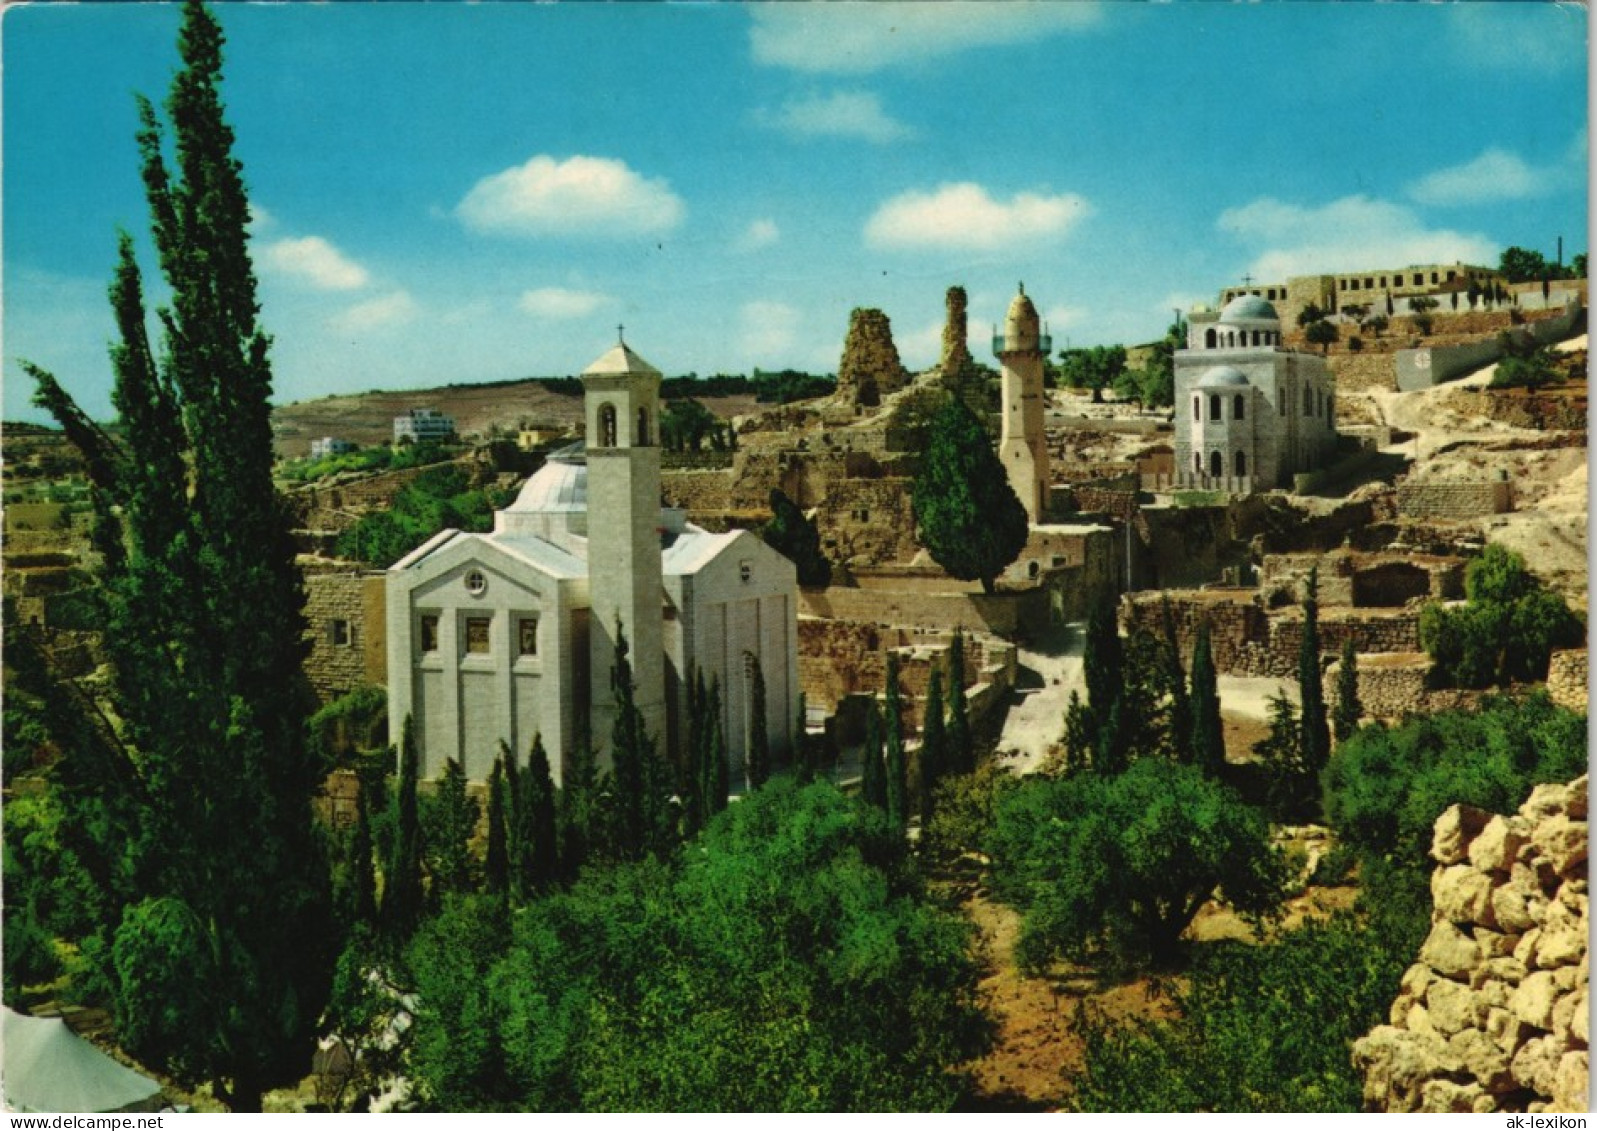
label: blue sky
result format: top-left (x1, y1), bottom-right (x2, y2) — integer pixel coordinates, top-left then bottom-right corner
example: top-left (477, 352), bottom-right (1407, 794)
top-left (4, 1), bottom-right (1588, 423)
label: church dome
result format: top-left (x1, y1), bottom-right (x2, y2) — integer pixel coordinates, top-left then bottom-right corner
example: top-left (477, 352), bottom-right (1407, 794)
top-left (1196, 365), bottom-right (1251, 388)
top-left (506, 446), bottom-right (587, 513)
top-left (1219, 295), bottom-right (1279, 323)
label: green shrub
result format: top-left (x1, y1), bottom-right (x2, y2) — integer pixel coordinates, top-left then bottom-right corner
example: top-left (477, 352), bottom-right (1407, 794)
top-left (1070, 914), bottom-right (1407, 1112)
top-left (988, 761), bottom-right (1287, 971)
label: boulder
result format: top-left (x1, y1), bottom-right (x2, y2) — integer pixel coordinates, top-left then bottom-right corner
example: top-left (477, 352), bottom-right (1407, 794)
top-left (1469, 815), bottom-right (1531, 874)
top-left (1551, 988), bottom-right (1583, 1040)
top-left (1433, 804), bottom-right (1492, 865)
top-left (1486, 1006), bottom-right (1527, 1054)
top-left (1354, 1026), bottom-right (1462, 1113)
top-left (1511, 1034), bottom-right (1567, 1098)
top-left (1433, 863), bottom-right (1497, 927)
top-left (1449, 1027), bottom-right (1516, 1093)
top-left (1514, 928), bottom-right (1543, 969)
top-left (1420, 1077), bottom-right (1485, 1112)
top-left (1426, 978), bottom-right (1479, 1035)
top-left (1493, 876), bottom-right (1546, 933)
top-left (1530, 816), bottom-right (1588, 877)
top-left (1510, 970), bottom-right (1560, 1031)
top-left (1554, 1050), bottom-right (1589, 1111)
top-left (1522, 783), bottom-right (1570, 822)
top-left (1421, 920), bottom-right (1480, 979)
top-left (1565, 776), bottom-right (1587, 821)
top-left (1473, 928), bottom-right (1517, 959)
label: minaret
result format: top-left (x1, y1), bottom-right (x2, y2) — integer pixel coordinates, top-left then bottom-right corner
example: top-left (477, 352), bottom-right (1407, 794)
top-left (581, 331), bottom-right (667, 764)
top-left (994, 284), bottom-right (1050, 523)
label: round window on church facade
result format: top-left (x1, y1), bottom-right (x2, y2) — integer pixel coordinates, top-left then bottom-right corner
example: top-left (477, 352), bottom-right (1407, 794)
top-left (465, 569), bottom-right (487, 596)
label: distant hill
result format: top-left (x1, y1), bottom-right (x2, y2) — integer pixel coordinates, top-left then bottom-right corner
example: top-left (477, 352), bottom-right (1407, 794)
top-left (270, 378), bottom-right (762, 459)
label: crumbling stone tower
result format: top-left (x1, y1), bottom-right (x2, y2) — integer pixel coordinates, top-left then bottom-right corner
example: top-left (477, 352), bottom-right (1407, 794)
top-left (940, 285), bottom-right (988, 415)
top-left (994, 284), bottom-right (1050, 523)
top-left (837, 308), bottom-right (909, 407)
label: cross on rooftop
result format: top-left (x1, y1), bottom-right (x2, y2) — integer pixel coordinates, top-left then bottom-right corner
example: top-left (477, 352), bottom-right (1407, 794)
top-left (1241, 273), bottom-right (1255, 287)
top-left (617, 323), bottom-right (625, 343)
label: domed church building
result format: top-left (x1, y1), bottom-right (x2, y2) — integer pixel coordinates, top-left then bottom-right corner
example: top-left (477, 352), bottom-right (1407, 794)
top-left (385, 337), bottom-right (800, 785)
top-left (1174, 295), bottom-right (1339, 493)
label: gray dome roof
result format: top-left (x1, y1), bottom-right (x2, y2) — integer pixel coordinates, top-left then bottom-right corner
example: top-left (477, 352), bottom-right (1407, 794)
top-left (1196, 365), bottom-right (1251, 388)
top-left (1219, 295), bottom-right (1279, 323)
top-left (506, 449), bottom-right (586, 513)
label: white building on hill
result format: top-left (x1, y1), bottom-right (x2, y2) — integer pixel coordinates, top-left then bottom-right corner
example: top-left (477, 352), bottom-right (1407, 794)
top-left (1175, 295), bottom-right (1339, 493)
top-left (385, 339), bottom-right (799, 784)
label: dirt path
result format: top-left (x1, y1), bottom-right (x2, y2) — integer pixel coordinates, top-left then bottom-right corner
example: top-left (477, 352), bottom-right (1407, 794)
top-left (993, 622), bottom-right (1084, 775)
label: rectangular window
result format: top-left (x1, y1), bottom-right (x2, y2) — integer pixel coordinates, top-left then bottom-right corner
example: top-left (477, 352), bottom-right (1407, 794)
top-left (466, 616), bottom-right (491, 654)
top-left (518, 617), bottom-right (538, 656)
top-left (329, 619), bottom-right (350, 647)
top-left (1413, 273), bottom-right (1423, 286)
top-left (420, 615), bottom-right (439, 653)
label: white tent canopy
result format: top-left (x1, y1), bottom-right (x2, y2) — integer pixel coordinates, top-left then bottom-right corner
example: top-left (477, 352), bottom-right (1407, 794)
top-left (3, 1008), bottom-right (163, 1113)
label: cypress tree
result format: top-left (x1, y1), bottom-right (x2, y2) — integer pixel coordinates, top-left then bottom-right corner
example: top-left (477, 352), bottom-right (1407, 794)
top-left (861, 700), bottom-right (887, 811)
top-left (349, 781), bottom-right (377, 928)
top-left (524, 735), bottom-right (560, 891)
top-left (682, 665), bottom-right (705, 835)
top-left (425, 757), bottom-right (479, 898)
top-left (763, 488), bottom-right (832, 588)
top-left (23, 2), bottom-right (331, 1107)
top-left (885, 653), bottom-right (908, 831)
top-left (383, 716), bottom-right (424, 944)
top-left (747, 655), bottom-right (770, 790)
top-left (1062, 690), bottom-right (1094, 777)
top-left (484, 756), bottom-right (508, 896)
top-left (708, 678), bottom-right (730, 816)
top-left (1333, 638), bottom-right (1363, 744)
top-left (918, 668), bottom-right (946, 827)
top-left (1188, 622), bottom-right (1226, 776)
top-left (911, 395), bottom-right (1029, 594)
top-left (608, 619), bottom-right (653, 859)
top-left (558, 727), bottom-right (600, 882)
top-left (1083, 596), bottom-right (1124, 720)
top-left (947, 630), bottom-right (973, 775)
top-left (1161, 596), bottom-right (1192, 764)
top-left (1299, 568), bottom-right (1331, 789)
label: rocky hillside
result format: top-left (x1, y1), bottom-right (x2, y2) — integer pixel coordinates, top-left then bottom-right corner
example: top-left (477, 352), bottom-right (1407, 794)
top-left (269, 379), bottom-right (759, 459)
top-left (1353, 778), bottom-right (1588, 1113)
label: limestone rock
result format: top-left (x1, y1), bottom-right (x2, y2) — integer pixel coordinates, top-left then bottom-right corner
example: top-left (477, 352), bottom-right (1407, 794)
top-left (1469, 815), bottom-right (1531, 874)
top-left (1486, 1006), bottom-right (1528, 1054)
top-left (1573, 992), bottom-right (1589, 1046)
top-left (1420, 920), bottom-right (1479, 979)
top-left (1426, 978), bottom-right (1479, 1036)
top-left (1421, 1077), bottom-right (1485, 1112)
top-left (1522, 783), bottom-right (1570, 822)
top-left (1530, 815), bottom-right (1588, 877)
top-left (1534, 919), bottom-right (1585, 969)
top-left (1493, 874), bottom-right (1546, 933)
top-left (1514, 928), bottom-right (1543, 968)
top-left (1511, 970), bottom-right (1560, 1031)
top-left (1353, 1026), bottom-right (1462, 1113)
top-left (1433, 863), bottom-right (1496, 926)
top-left (1554, 1050), bottom-right (1589, 1111)
top-left (1433, 804), bottom-right (1492, 865)
top-left (1450, 1027), bottom-right (1516, 1092)
top-left (1511, 1035), bottom-right (1568, 1098)
top-left (1551, 988), bottom-right (1583, 1038)
top-left (1566, 775), bottom-right (1588, 821)
top-left (1474, 928), bottom-right (1516, 959)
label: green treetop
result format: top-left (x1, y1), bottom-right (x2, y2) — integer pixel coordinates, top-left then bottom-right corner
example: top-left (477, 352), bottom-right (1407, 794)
top-left (912, 396), bottom-right (1029, 594)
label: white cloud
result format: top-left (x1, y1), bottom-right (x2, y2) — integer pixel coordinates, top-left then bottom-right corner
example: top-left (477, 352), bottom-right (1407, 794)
top-left (752, 91), bottom-right (913, 143)
top-left (750, 2), bottom-right (1099, 73)
top-left (865, 183), bottom-right (1090, 251)
top-left (332, 290), bottom-right (419, 334)
top-left (1217, 194), bottom-right (1498, 281)
top-left (737, 218), bottom-right (781, 252)
top-left (518, 287), bottom-right (610, 320)
top-left (1408, 148), bottom-right (1543, 206)
top-left (247, 203), bottom-right (273, 233)
top-left (1447, 3), bottom-right (1585, 73)
top-left (456, 154), bottom-right (684, 237)
top-left (739, 300), bottom-right (801, 361)
top-left (262, 235), bottom-right (370, 291)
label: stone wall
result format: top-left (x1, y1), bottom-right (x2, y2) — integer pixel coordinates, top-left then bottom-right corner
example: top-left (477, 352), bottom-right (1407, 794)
top-left (660, 468), bottom-right (738, 516)
top-left (835, 308), bottom-right (910, 406)
top-left (1443, 388), bottom-right (1587, 433)
top-left (1352, 780), bottom-right (1589, 1113)
top-left (812, 477), bottom-right (919, 566)
top-left (799, 583), bottom-right (1047, 641)
top-left (1544, 650), bottom-right (1587, 714)
top-left (303, 569), bottom-right (387, 703)
top-left (795, 618), bottom-right (1015, 726)
top-left (1394, 301), bottom-right (1584, 391)
top-left (1331, 351), bottom-right (1400, 392)
top-left (1396, 480), bottom-right (1513, 521)
top-left (1123, 591), bottom-right (1423, 678)
top-left (1259, 549), bottom-right (1464, 609)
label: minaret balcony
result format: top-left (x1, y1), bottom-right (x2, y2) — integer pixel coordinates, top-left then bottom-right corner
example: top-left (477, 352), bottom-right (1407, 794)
top-left (993, 333), bottom-right (1051, 355)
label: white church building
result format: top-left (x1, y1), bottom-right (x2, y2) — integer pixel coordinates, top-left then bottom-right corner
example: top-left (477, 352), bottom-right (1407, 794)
top-left (1174, 294), bottom-right (1339, 493)
top-left (385, 339), bottom-right (800, 785)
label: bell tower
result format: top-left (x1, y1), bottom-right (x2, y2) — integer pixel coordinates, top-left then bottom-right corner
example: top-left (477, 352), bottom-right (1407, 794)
top-left (582, 331), bottom-right (667, 763)
top-left (994, 284), bottom-right (1051, 522)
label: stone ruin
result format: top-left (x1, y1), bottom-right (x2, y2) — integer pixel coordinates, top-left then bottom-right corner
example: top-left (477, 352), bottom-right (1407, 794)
top-left (836, 308), bottom-right (910, 407)
top-left (1352, 778), bottom-right (1589, 1113)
